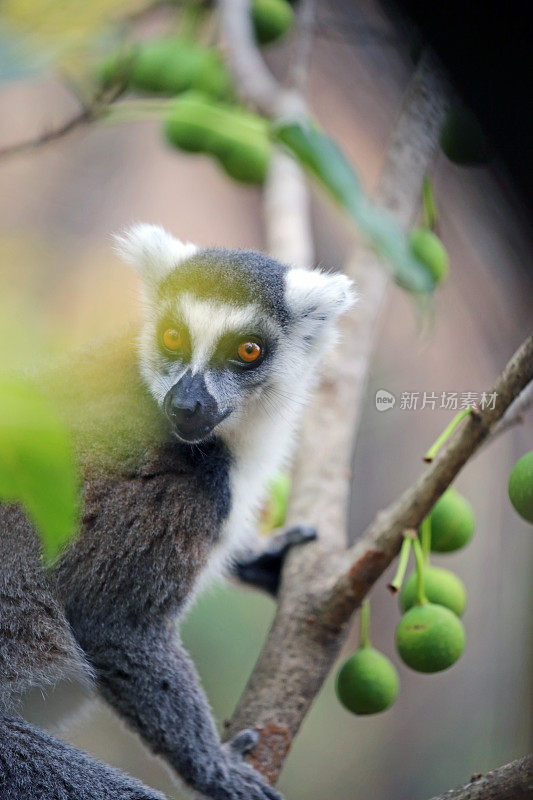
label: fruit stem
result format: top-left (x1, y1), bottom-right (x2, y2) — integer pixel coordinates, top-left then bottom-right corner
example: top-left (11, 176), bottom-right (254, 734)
top-left (388, 535), bottom-right (412, 593)
top-left (359, 599), bottom-right (371, 648)
top-left (412, 538), bottom-right (428, 605)
top-left (420, 515), bottom-right (432, 561)
top-left (423, 407), bottom-right (474, 463)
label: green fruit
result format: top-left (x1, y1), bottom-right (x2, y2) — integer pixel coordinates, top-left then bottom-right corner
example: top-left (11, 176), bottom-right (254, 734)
top-left (409, 228), bottom-right (449, 283)
top-left (100, 39), bottom-right (231, 100)
top-left (508, 451), bottom-right (533, 523)
top-left (335, 647), bottom-right (399, 714)
top-left (396, 603), bottom-right (465, 673)
top-left (440, 104), bottom-right (491, 165)
top-left (220, 141), bottom-right (270, 184)
top-left (429, 488), bottom-right (474, 552)
top-left (252, 0), bottom-right (294, 44)
top-left (164, 92), bottom-right (271, 185)
top-left (400, 567), bottom-right (466, 617)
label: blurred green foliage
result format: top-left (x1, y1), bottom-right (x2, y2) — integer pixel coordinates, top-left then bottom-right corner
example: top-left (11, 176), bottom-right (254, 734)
top-left (0, 380), bottom-right (79, 562)
top-left (274, 120), bottom-right (437, 293)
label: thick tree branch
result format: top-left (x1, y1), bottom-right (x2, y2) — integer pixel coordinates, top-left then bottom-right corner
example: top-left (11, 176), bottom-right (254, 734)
top-left (224, 51), bottom-right (455, 780)
top-left (427, 754), bottom-right (533, 800)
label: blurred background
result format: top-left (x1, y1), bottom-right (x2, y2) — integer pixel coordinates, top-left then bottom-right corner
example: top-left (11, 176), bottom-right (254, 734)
top-left (1, 0), bottom-right (532, 798)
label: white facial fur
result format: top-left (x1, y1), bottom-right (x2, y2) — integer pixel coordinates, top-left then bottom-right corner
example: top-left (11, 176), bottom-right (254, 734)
top-left (115, 224), bottom-right (356, 576)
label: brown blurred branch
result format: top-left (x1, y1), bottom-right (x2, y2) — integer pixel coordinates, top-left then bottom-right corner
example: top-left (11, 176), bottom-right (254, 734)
top-left (220, 0), bottom-right (306, 118)
top-left (427, 754), bottom-right (533, 800)
top-left (0, 106), bottom-right (97, 160)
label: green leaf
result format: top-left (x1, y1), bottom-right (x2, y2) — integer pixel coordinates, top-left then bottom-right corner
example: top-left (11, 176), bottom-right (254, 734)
top-left (0, 380), bottom-right (79, 562)
top-left (273, 119), bottom-right (436, 294)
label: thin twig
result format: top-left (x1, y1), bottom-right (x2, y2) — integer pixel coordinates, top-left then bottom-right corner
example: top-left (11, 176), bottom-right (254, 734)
top-left (0, 84), bottom-right (125, 161)
top-left (0, 107), bottom-right (97, 160)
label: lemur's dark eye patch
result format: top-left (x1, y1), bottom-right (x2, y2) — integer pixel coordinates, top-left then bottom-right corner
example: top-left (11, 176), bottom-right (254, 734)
top-left (158, 320), bottom-right (191, 359)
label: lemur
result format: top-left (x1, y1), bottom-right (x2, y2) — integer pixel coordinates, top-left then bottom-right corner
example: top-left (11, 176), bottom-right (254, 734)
top-left (0, 225), bottom-right (355, 800)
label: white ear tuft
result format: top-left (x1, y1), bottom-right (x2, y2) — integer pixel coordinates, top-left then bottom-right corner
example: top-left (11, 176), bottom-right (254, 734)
top-left (285, 268), bottom-right (357, 330)
top-left (113, 223), bottom-right (198, 284)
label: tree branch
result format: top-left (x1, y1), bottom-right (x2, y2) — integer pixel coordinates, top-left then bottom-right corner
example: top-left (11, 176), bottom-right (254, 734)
top-left (0, 105), bottom-right (98, 160)
top-left (324, 330), bottom-right (533, 627)
top-left (0, 84), bottom-right (126, 161)
top-left (220, 0), bottom-right (306, 118)
top-left (262, 0), bottom-right (315, 268)
top-left (223, 50), bottom-right (455, 780)
top-left (426, 754), bottom-right (533, 800)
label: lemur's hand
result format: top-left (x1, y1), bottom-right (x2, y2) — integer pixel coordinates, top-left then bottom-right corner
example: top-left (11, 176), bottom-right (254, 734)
top-left (232, 524), bottom-right (318, 596)
top-left (204, 730), bottom-right (282, 800)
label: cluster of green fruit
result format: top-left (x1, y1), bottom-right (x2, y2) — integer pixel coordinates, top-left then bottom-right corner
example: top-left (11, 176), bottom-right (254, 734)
top-left (100, 38), bottom-right (233, 100)
top-left (335, 487), bottom-right (474, 716)
top-left (164, 91), bottom-right (271, 184)
top-left (99, 0), bottom-right (293, 96)
top-left (97, 0), bottom-right (294, 185)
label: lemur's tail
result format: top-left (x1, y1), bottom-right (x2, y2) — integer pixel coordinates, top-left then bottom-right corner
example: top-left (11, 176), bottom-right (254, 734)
top-left (0, 504), bottom-right (90, 709)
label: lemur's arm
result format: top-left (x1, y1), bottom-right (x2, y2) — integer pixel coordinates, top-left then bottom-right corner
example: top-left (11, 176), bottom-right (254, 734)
top-left (0, 713), bottom-right (167, 800)
top-left (85, 620), bottom-right (281, 800)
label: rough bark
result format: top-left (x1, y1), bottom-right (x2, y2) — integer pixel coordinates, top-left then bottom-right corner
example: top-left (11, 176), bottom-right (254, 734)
top-left (427, 754), bottom-right (533, 800)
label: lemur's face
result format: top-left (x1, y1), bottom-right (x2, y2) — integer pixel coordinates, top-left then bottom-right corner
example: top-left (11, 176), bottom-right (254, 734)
top-left (116, 225), bottom-right (355, 444)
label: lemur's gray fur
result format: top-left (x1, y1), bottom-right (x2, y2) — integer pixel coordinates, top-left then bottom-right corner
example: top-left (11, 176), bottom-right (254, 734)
top-left (0, 225), bottom-right (355, 800)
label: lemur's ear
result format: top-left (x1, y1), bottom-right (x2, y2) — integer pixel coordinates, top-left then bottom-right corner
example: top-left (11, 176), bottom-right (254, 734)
top-left (114, 224), bottom-right (198, 284)
top-left (285, 268), bottom-right (356, 334)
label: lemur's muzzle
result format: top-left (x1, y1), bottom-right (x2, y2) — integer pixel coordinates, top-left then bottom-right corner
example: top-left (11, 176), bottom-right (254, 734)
top-left (164, 370), bottom-right (230, 442)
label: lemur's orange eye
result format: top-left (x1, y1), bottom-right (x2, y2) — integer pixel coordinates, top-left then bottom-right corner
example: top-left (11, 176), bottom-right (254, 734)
top-left (163, 328), bottom-right (183, 352)
top-left (237, 341), bottom-right (262, 363)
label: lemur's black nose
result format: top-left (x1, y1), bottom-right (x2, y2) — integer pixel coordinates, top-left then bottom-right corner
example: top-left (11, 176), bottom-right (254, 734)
top-left (163, 371), bottom-right (228, 442)
top-left (167, 395), bottom-right (200, 418)
top-left (164, 379), bottom-right (202, 421)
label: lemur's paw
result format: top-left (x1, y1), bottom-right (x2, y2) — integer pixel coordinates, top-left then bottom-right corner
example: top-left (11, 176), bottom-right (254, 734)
top-left (233, 524), bottom-right (318, 596)
top-left (268, 524), bottom-right (318, 554)
top-left (211, 759), bottom-right (283, 800)
top-left (224, 728), bottom-right (260, 759)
